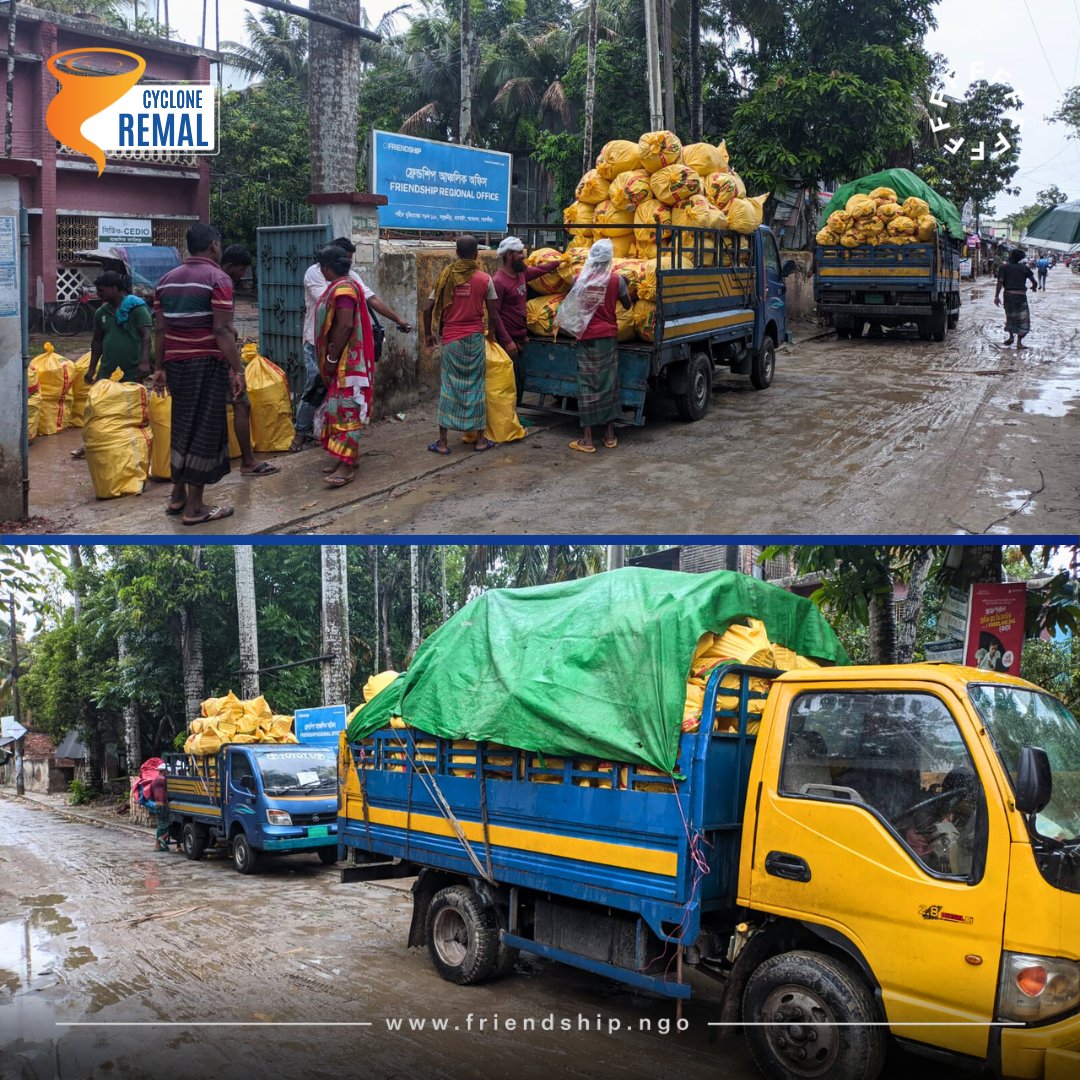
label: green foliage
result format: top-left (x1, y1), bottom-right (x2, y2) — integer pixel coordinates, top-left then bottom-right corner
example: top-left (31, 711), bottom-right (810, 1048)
top-left (1020, 637), bottom-right (1080, 714)
top-left (1049, 85), bottom-right (1080, 139)
top-left (1035, 185), bottom-right (1068, 206)
top-left (67, 778), bottom-right (93, 806)
top-left (529, 127), bottom-right (581, 212)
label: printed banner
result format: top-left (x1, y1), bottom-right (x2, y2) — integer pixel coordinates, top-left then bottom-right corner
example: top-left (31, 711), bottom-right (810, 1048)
top-left (964, 583), bottom-right (1026, 674)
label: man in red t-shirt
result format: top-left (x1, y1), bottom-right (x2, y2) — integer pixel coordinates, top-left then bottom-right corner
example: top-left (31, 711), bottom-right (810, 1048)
top-left (422, 235), bottom-right (514, 455)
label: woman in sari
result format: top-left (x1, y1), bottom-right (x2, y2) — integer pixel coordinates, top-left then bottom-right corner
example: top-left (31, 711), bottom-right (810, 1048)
top-left (315, 245), bottom-right (376, 487)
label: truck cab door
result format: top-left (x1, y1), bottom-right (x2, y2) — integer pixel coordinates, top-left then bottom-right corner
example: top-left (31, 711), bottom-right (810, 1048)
top-left (227, 751), bottom-right (260, 842)
top-left (746, 681), bottom-right (1010, 1060)
top-left (759, 230), bottom-right (788, 344)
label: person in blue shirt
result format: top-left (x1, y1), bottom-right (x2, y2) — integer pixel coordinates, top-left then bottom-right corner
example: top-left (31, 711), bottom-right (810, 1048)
top-left (1035, 255), bottom-right (1050, 290)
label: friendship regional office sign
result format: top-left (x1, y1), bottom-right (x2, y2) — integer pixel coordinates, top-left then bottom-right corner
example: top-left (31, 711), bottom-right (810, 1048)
top-left (371, 130), bottom-right (512, 233)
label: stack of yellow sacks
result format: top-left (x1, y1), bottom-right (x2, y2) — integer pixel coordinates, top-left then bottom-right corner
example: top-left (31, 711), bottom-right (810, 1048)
top-left (816, 189), bottom-right (940, 248)
top-left (681, 619), bottom-right (822, 736)
top-left (184, 691), bottom-right (298, 755)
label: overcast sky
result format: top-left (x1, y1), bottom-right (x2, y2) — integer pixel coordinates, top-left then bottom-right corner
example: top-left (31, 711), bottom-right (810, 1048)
top-left (165, 0), bottom-right (1079, 217)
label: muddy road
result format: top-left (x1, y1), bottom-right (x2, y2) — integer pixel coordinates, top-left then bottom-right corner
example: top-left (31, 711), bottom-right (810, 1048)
top-left (1, 799), bottom-right (972, 1080)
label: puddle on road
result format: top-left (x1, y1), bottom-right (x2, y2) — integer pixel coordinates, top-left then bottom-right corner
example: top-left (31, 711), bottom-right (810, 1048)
top-left (63, 946), bottom-right (97, 970)
top-left (1018, 381), bottom-right (1078, 418)
top-left (0, 915), bottom-right (64, 994)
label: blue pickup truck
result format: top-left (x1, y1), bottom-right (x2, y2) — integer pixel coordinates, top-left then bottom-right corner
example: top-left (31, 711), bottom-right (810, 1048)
top-left (515, 222), bottom-right (794, 423)
top-left (163, 744), bottom-right (339, 874)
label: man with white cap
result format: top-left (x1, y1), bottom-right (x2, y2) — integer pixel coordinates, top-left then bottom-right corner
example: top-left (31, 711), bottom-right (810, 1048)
top-left (492, 236), bottom-right (560, 394)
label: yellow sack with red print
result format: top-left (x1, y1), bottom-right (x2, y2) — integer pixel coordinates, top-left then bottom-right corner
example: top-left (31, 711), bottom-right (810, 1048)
top-left (634, 199), bottom-right (672, 245)
top-left (649, 163), bottom-right (702, 206)
top-left (563, 200), bottom-right (595, 241)
top-left (596, 139), bottom-right (642, 180)
top-left (637, 130), bottom-right (682, 173)
top-left (726, 194), bottom-right (768, 235)
top-left (69, 351), bottom-right (93, 427)
top-left (148, 389), bottom-right (172, 480)
top-left (463, 342), bottom-right (526, 445)
top-left (29, 342), bottom-right (75, 435)
top-left (27, 366), bottom-right (41, 442)
top-left (241, 343), bottom-right (295, 452)
top-left (680, 142), bottom-right (725, 177)
top-left (526, 294), bottom-right (564, 337)
top-left (525, 247), bottom-right (567, 295)
top-left (81, 378), bottom-right (152, 499)
top-left (608, 169), bottom-right (653, 212)
top-left (705, 171), bottom-right (739, 211)
top-left (575, 169), bottom-right (610, 205)
top-left (632, 299), bottom-right (657, 342)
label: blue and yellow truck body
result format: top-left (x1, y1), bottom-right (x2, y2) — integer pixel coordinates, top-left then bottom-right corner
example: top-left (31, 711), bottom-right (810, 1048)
top-left (813, 234), bottom-right (962, 340)
top-left (514, 223), bottom-right (794, 423)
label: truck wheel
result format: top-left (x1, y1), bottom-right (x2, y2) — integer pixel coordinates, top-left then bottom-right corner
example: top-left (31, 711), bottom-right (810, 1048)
top-left (751, 338), bottom-right (776, 390)
top-left (317, 847), bottom-right (338, 865)
top-left (834, 325), bottom-right (850, 340)
top-left (931, 305), bottom-right (948, 342)
top-left (182, 822), bottom-right (207, 861)
top-left (672, 353), bottom-right (712, 421)
top-left (916, 317), bottom-right (933, 341)
top-left (426, 885), bottom-right (506, 985)
top-left (232, 831), bottom-right (260, 875)
top-left (947, 309), bottom-right (959, 329)
top-left (743, 951), bottom-right (886, 1080)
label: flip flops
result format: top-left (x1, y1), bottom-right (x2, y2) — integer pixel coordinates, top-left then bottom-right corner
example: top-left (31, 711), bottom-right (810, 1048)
top-left (473, 440), bottom-right (493, 453)
top-left (603, 435), bottom-right (618, 449)
top-left (428, 442), bottom-right (451, 456)
top-left (165, 503), bottom-right (186, 516)
top-left (181, 505), bottom-right (234, 526)
top-left (569, 440), bottom-right (596, 454)
top-left (241, 461), bottom-right (280, 476)
top-left (324, 473), bottom-right (355, 488)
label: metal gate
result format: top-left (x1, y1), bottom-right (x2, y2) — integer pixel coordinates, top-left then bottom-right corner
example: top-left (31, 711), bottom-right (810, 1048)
top-left (256, 223), bottom-right (330, 404)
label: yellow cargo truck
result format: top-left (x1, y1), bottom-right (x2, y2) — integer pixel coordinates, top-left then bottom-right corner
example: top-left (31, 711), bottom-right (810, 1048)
top-left (341, 660), bottom-right (1080, 1080)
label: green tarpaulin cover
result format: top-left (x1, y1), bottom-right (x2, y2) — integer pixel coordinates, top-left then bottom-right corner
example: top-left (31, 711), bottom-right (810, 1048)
top-left (347, 568), bottom-right (849, 774)
top-left (1024, 200), bottom-right (1080, 246)
top-left (820, 168), bottom-right (965, 240)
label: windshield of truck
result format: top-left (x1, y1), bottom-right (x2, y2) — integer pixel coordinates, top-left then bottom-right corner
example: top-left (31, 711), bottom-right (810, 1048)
top-left (255, 750), bottom-right (337, 796)
top-left (969, 685), bottom-right (1080, 842)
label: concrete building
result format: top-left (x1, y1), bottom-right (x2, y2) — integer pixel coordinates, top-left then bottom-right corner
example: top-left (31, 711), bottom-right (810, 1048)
top-left (0, 3), bottom-right (221, 313)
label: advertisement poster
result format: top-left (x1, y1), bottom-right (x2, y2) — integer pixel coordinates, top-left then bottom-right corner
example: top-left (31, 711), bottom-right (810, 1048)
top-left (964, 583), bottom-right (1027, 674)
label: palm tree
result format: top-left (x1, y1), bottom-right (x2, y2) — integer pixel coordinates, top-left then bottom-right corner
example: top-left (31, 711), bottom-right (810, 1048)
top-left (460, 0), bottom-right (472, 143)
top-left (408, 545), bottom-right (421, 663)
top-left (321, 545), bottom-right (351, 707)
top-left (581, 0), bottom-right (599, 173)
top-left (235, 546), bottom-right (260, 699)
top-left (220, 9), bottom-right (309, 81)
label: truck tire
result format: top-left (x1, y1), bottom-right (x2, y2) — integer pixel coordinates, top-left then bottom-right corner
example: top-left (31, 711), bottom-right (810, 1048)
top-left (672, 353), bottom-right (711, 421)
top-left (426, 884), bottom-right (506, 985)
top-left (916, 317), bottom-right (933, 341)
top-left (182, 822), bottom-right (207, 861)
top-left (317, 847), bottom-right (338, 865)
top-left (931, 304), bottom-right (947, 342)
top-left (834, 325), bottom-right (851, 340)
top-left (947, 309), bottom-right (959, 330)
top-left (743, 950), bottom-right (886, 1080)
top-left (751, 338), bottom-right (776, 390)
top-left (232, 831), bottom-right (260, 875)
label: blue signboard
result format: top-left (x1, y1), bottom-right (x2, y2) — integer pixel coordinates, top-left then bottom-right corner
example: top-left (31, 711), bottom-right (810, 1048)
top-left (371, 129), bottom-right (512, 233)
top-left (294, 704), bottom-right (347, 748)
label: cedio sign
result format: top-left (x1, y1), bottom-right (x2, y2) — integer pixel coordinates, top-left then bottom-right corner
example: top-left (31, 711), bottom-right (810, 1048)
top-left (45, 48), bottom-right (216, 176)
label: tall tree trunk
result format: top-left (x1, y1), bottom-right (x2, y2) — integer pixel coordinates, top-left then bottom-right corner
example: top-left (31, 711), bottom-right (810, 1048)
top-left (643, 0), bottom-right (663, 130)
top-left (408, 545), bottom-right (421, 663)
top-left (371, 545), bottom-right (380, 671)
top-left (689, 0), bottom-right (702, 140)
top-left (309, 0), bottom-right (361, 191)
top-left (660, 0), bottom-right (675, 130)
top-left (68, 546), bottom-right (105, 790)
top-left (459, 0), bottom-right (472, 144)
top-left (379, 581), bottom-right (394, 672)
top-left (7, 594), bottom-right (24, 795)
top-left (234, 545), bottom-right (260, 700)
top-left (867, 590), bottom-right (898, 665)
top-left (117, 635), bottom-right (141, 772)
top-left (440, 547), bottom-right (448, 622)
top-left (180, 547), bottom-right (206, 728)
top-left (953, 545), bottom-right (1004, 589)
top-left (582, 0), bottom-right (599, 175)
top-left (321, 545), bottom-right (351, 706)
top-left (895, 548), bottom-right (934, 664)
top-left (5, 1), bottom-right (17, 159)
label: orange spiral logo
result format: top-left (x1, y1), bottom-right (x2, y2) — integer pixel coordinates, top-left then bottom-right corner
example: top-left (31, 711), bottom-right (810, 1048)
top-left (45, 48), bottom-right (146, 176)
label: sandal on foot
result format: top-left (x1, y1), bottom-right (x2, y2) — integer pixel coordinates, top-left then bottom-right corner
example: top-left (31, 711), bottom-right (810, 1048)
top-left (427, 442), bottom-right (451, 456)
top-left (181, 505), bottom-right (234, 526)
top-left (473, 440), bottom-right (493, 453)
top-left (242, 461), bottom-right (280, 476)
top-left (165, 503), bottom-right (186, 516)
top-left (324, 473), bottom-right (355, 488)
top-left (569, 439), bottom-right (596, 454)
top-left (603, 435), bottom-right (618, 449)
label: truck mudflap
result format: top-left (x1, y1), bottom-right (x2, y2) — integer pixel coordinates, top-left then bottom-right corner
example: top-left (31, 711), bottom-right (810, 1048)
top-left (999, 1011), bottom-right (1080, 1079)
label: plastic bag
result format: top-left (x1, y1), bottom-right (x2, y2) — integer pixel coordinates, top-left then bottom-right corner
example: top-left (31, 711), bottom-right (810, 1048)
top-left (575, 169), bottom-right (610, 205)
top-left (634, 199), bottom-right (672, 245)
top-left (714, 139), bottom-right (731, 172)
top-left (612, 258), bottom-right (649, 292)
top-left (69, 352), bottom-right (92, 427)
top-left (868, 186), bottom-right (898, 204)
top-left (81, 378), bottom-right (152, 499)
top-left (672, 194), bottom-right (726, 231)
top-left (704, 171), bottom-right (738, 210)
top-left (29, 342), bottom-right (75, 435)
top-left (27, 367), bottom-right (41, 442)
top-left (632, 299), bottom-right (657, 342)
top-left (478, 342), bottom-right (526, 443)
top-left (726, 194), bottom-right (768, 234)
top-left (608, 169), bottom-right (652, 211)
top-left (876, 202), bottom-right (902, 222)
top-left (596, 139), bottom-right (642, 180)
top-left (729, 171), bottom-right (747, 199)
top-left (563, 200), bottom-right (596, 241)
top-left (887, 214), bottom-right (917, 236)
top-left (558, 248), bottom-right (590, 289)
top-left (815, 227), bottom-right (839, 245)
top-left (526, 294), bottom-right (563, 337)
top-left (902, 196), bottom-right (930, 220)
top-left (637, 130), bottom-right (683, 173)
top-left (616, 301), bottom-right (637, 343)
top-left (826, 210), bottom-right (851, 233)
top-left (525, 247), bottom-right (567, 295)
top-left (649, 163), bottom-right (701, 206)
top-left (610, 233), bottom-right (635, 258)
top-left (681, 142), bottom-right (723, 176)
top-left (916, 214), bottom-right (939, 242)
top-left (148, 389), bottom-right (172, 480)
top-left (594, 200), bottom-right (635, 239)
top-left (845, 193), bottom-right (876, 220)
top-left (363, 670), bottom-right (400, 703)
top-left (242, 345), bottom-right (296, 452)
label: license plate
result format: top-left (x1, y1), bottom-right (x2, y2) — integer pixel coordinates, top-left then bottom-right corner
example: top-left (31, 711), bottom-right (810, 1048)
top-left (307, 825), bottom-right (330, 837)
top-left (863, 293), bottom-right (884, 304)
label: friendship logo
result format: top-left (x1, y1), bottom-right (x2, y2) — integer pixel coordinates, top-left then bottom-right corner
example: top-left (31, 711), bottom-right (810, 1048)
top-left (924, 63), bottom-right (1024, 165)
top-left (45, 47), bottom-right (216, 176)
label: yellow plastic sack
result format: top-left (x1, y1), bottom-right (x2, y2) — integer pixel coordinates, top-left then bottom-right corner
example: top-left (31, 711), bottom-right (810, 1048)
top-left (868, 186), bottom-right (898, 204)
top-left (612, 258), bottom-right (649, 292)
top-left (29, 342), bottom-right (75, 435)
top-left (638, 130), bottom-right (683, 173)
top-left (634, 199), bottom-right (672, 245)
top-left (916, 214), bottom-right (939, 242)
top-left (816, 227), bottom-right (839, 245)
top-left (608, 169), bottom-right (652, 211)
top-left (887, 214), bottom-right (917, 236)
top-left (594, 200), bottom-right (635, 239)
top-left (245, 694), bottom-right (273, 721)
top-left (681, 142), bottom-right (723, 176)
top-left (27, 367), bottom-right (41, 442)
top-left (148, 389), bottom-right (172, 480)
top-left (525, 247), bottom-right (567, 295)
top-left (862, 218), bottom-right (886, 237)
top-left (840, 231), bottom-right (861, 248)
top-left (242, 346), bottom-right (295, 452)
top-left (610, 233), bottom-right (635, 258)
top-left (876, 202), bottom-right (902, 223)
top-left (672, 194), bottom-right (726, 231)
top-left (202, 691), bottom-right (239, 718)
top-left (69, 352), bottom-right (92, 427)
top-left (616, 301), bottom-right (637, 343)
top-left (649, 163), bottom-right (701, 206)
top-left (845, 193), bottom-right (876, 220)
top-left (575, 169), bottom-right (610, 205)
top-left (81, 379), bottom-right (151, 499)
top-left (726, 194), bottom-right (767, 234)
top-left (704, 171), bottom-right (739, 210)
top-left (596, 139), bottom-right (642, 181)
top-left (730, 171), bottom-right (747, 199)
top-left (563, 200), bottom-right (596, 241)
top-left (526, 294), bottom-right (563, 337)
top-left (901, 196), bottom-right (930, 220)
top-left (714, 139), bottom-right (731, 172)
top-left (558, 249), bottom-right (589, 288)
top-left (637, 253), bottom-right (695, 301)
top-left (826, 210), bottom-right (851, 233)
top-left (363, 669), bottom-right (400, 703)
top-left (479, 341), bottom-right (526, 443)
top-left (632, 299), bottom-right (657, 342)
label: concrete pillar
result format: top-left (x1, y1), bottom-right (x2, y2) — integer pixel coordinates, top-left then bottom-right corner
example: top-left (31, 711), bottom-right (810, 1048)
top-left (307, 192), bottom-right (386, 293)
top-left (0, 173), bottom-right (24, 521)
top-left (35, 21), bottom-right (57, 306)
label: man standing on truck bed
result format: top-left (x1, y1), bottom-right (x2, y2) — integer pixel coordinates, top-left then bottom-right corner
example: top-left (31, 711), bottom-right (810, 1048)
top-left (994, 249), bottom-right (1039, 348)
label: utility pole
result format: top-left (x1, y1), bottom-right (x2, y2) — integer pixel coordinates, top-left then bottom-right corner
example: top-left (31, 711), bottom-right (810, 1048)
top-left (643, 0), bottom-right (663, 131)
top-left (8, 594), bottom-right (23, 795)
top-left (607, 546), bottom-right (625, 571)
top-left (660, 0), bottom-right (675, 131)
top-left (690, 0), bottom-right (702, 141)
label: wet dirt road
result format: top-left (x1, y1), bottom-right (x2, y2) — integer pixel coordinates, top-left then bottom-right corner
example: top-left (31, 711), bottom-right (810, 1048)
top-left (1, 799), bottom-right (968, 1080)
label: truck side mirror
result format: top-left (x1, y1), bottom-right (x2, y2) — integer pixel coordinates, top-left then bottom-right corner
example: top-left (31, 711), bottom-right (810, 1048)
top-left (1015, 745), bottom-right (1052, 815)
top-left (782, 260), bottom-right (798, 278)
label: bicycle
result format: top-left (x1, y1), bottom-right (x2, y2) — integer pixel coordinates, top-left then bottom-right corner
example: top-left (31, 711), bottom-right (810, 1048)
top-left (47, 290), bottom-right (103, 336)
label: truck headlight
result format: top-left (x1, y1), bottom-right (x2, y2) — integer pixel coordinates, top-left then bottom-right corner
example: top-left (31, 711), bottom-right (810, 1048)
top-left (997, 952), bottom-right (1080, 1023)
top-left (266, 809), bottom-right (292, 826)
